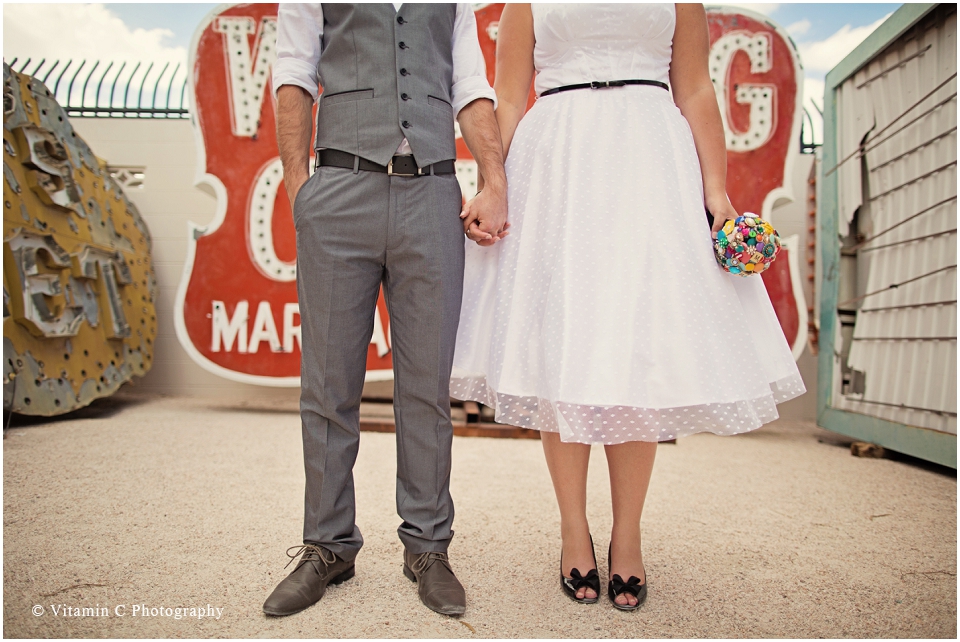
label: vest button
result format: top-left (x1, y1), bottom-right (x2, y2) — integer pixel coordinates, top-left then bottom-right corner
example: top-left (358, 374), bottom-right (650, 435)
top-left (396, 16), bottom-right (405, 24)
top-left (402, 121), bottom-right (411, 129)
top-left (401, 93), bottom-right (410, 101)
top-left (399, 68), bottom-right (409, 76)
top-left (398, 41), bottom-right (408, 49)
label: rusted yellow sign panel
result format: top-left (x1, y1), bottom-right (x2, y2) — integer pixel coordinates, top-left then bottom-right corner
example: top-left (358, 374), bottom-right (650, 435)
top-left (3, 63), bottom-right (157, 416)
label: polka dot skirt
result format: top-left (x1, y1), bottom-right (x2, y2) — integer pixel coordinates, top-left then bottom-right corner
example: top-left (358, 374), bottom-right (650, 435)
top-left (451, 76), bottom-right (806, 445)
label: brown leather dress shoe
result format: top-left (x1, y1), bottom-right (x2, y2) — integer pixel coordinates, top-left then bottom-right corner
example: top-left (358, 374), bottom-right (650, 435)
top-left (262, 544), bottom-right (355, 616)
top-left (402, 549), bottom-right (466, 616)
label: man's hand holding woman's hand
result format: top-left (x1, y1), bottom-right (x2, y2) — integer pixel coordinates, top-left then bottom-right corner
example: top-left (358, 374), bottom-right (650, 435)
top-left (461, 181), bottom-right (509, 246)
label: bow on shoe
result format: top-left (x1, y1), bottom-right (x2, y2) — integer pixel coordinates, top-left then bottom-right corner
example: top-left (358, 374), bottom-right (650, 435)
top-left (610, 573), bottom-right (644, 597)
top-left (284, 544), bottom-right (336, 572)
top-left (564, 567), bottom-right (600, 592)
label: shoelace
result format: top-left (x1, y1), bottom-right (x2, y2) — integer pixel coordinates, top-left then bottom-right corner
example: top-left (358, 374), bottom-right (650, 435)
top-left (284, 544), bottom-right (336, 572)
top-left (411, 551), bottom-right (451, 576)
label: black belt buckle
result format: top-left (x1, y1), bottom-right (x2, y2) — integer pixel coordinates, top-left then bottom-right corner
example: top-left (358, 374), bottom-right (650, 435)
top-left (590, 80), bottom-right (626, 90)
top-left (387, 155), bottom-right (421, 177)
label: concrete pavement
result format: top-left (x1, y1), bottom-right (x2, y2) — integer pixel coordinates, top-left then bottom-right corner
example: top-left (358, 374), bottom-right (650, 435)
top-left (3, 391), bottom-right (956, 638)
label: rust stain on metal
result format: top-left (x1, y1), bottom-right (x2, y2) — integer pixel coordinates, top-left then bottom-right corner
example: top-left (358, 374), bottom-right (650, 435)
top-left (3, 63), bottom-right (157, 416)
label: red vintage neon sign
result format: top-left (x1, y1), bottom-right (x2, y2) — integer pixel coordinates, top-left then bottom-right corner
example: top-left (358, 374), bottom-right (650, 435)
top-left (175, 3), bottom-right (392, 385)
top-left (175, 3), bottom-right (805, 386)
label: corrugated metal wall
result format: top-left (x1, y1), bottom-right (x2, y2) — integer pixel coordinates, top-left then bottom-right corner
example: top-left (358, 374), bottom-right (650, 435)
top-left (832, 5), bottom-right (957, 435)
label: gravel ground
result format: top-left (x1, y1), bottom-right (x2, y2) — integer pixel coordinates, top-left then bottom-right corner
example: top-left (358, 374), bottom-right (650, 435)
top-left (3, 392), bottom-right (956, 638)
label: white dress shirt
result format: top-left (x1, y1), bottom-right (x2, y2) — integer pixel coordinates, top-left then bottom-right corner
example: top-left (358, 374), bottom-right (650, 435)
top-left (274, 3), bottom-right (497, 155)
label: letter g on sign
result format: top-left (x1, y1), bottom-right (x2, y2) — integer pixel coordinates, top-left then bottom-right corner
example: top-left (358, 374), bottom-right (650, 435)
top-left (710, 32), bottom-right (775, 151)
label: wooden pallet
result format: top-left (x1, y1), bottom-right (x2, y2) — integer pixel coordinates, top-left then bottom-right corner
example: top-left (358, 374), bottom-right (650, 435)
top-left (360, 398), bottom-right (676, 442)
top-left (362, 396), bottom-right (540, 438)
top-left (359, 417), bottom-right (541, 440)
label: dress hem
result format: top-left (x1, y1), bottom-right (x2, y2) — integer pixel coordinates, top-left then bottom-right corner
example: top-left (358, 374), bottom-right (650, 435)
top-left (450, 373), bottom-right (807, 445)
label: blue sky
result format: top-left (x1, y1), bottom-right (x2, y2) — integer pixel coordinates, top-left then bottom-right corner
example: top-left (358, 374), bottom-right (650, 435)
top-left (767, 3), bottom-right (897, 41)
top-left (106, 3), bottom-right (219, 50)
top-left (4, 3), bottom-right (901, 67)
top-left (61, 3), bottom-right (904, 51)
top-left (4, 2), bottom-right (902, 141)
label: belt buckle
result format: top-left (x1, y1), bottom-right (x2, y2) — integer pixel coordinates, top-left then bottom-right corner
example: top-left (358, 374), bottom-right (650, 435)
top-left (590, 80), bottom-right (625, 90)
top-left (387, 156), bottom-right (417, 177)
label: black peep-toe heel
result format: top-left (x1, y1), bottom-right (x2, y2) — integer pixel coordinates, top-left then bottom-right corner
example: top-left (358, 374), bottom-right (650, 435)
top-left (607, 543), bottom-right (647, 611)
top-left (560, 535), bottom-right (600, 604)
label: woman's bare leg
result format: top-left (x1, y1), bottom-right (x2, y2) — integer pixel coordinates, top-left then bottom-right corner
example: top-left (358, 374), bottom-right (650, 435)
top-left (541, 431), bottom-right (596, 600)
top-left (604, 440), bottom-right (657, 606)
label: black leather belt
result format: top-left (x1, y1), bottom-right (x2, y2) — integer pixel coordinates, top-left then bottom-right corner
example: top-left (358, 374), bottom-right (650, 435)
top-left (540, 79), bottom-right (669, 97)
top-left (317, 149), bottom-right (455, 177)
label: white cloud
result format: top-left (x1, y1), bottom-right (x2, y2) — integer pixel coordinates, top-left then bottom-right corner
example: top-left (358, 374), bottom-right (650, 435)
top-left (3, 3), bottom-right (186, 65)
top-left (3, 3), bottom-right (187, 66)
top-left (787, 19), bottom-right (811, 37)
top-left (796, 14), bottom-right (891, 75)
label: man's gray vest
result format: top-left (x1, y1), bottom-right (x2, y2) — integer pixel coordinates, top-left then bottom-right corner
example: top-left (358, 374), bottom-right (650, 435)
top-left (316, 3), bottom-right (458, 167)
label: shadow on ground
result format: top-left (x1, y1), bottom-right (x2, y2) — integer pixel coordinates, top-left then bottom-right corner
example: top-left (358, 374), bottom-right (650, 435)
top-left (4, 387), bottom-right (153, 432)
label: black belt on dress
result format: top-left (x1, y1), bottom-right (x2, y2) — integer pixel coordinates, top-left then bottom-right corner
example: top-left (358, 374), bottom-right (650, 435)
top-left (317, 149), bottom-right (455, 177)
top-left (540, 79), bottom-right (669, 97)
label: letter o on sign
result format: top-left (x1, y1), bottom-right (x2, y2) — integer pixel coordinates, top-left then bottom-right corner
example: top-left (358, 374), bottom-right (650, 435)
top-left (249, 158), bottom-right (296, 282)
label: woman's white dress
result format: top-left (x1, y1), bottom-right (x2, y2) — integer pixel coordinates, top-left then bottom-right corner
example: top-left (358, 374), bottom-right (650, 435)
top-left (451, 3), bottom-right (805, 444)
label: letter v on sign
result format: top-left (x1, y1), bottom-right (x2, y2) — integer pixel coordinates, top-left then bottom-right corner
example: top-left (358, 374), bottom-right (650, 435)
top-left (214, 16), bottom-right (278, 137)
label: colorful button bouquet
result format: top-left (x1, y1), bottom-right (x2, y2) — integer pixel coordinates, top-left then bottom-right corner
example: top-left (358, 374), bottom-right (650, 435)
top-left (715, 215), bottom-right (781, 276)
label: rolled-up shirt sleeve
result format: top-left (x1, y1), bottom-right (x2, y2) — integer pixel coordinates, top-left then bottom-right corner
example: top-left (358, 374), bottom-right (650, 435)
top-left (451, 3), bottom-right (498, 119)
top-left (273, 3), bottom-right (323, 102)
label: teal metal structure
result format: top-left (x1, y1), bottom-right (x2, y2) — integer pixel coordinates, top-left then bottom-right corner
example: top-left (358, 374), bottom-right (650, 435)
top-left (818, 3), bottom-right (956, 469)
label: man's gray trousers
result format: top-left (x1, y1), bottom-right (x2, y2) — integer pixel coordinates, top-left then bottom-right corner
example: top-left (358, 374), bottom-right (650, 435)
top-left (294, 164), bottom-right (464, 562)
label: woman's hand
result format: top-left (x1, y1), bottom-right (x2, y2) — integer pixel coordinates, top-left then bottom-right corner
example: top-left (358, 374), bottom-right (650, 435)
top-left (706, 192), bottom-right (738, 238)
top-left (457, 3), bottom-right (531, 248)
top-left (461, 188), bottom-right (510, 246)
